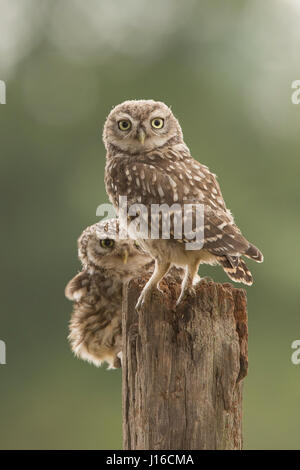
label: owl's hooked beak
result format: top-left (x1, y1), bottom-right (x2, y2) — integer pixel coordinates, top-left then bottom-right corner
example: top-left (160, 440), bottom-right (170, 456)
top-left (137, 128), bottom-right (146, 145)
top-left (121, 248), bottom-right (128, 264)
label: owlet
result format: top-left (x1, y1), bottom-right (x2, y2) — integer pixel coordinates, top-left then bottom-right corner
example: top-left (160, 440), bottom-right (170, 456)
top-left (65, 218), bottom-right (153, 369)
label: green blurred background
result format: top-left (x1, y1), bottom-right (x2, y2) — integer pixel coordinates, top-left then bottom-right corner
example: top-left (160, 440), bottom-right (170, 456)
top-left (0, 0), bottom-right (299, 449)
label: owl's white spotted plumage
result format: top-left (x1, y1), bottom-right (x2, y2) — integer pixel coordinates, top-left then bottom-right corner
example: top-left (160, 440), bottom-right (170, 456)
top-left (103, 100), bottom-right (263, 308)
top-left (65, 218), bottom-right (154, 368)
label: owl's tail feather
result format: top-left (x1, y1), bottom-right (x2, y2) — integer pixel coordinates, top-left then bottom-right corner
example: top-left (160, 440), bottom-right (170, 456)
top-left (217, 255), bottom-right (253, 286)
top-left (244, 243), bottom-right (264, 263)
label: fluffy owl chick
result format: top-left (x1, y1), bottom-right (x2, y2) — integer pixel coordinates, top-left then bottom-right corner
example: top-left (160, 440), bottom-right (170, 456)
top-left (65, 218), bottom-right (153, 369)
top-left (103, 100), bottom-right (263, 308)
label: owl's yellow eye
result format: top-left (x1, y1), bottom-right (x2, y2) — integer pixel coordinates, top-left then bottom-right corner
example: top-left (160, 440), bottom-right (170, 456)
top-left (118, 120), bottom-right (131, 131)
top-left (151, 118), bottom-right (164, 129)
top-left (100, 239), bottom-right (115, 249)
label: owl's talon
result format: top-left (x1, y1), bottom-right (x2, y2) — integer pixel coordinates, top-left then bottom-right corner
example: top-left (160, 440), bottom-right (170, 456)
top-left (176, 292), bottom-right (185, 306)
top-left (136, 287), bottom-right (154, 311)
top-left (136, 292), bottom-right (146, 311)
top-left (176, 289), bottom-right (185, 306)
top-left (157, 285), bottom-right (164, 294)
top-left (135, 297), bottom-right (142, 311)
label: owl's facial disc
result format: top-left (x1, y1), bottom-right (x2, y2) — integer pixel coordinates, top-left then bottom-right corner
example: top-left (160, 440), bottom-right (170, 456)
top-left (103, 100), bottom-right (183, 154)
top-left (83, 232), bottom-right (150, 274)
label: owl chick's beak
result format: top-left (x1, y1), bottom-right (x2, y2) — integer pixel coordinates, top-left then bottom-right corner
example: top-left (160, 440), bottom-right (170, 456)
top-left (137, 128), bottom-right (146, 145)
top-left (121, 249), bottom-right (128, 264)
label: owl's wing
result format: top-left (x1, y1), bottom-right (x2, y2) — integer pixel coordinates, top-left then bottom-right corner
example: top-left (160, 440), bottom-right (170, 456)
top-left (65, 271), bottom-right (90, 302)
top-left (201, 205), bottom-right (251, 256)
top-left (176, 156), bottom-right (263, 260)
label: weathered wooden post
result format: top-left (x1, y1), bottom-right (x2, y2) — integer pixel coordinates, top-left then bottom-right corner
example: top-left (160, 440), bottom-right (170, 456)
top-left (122, 277), bottom-right (248, 450)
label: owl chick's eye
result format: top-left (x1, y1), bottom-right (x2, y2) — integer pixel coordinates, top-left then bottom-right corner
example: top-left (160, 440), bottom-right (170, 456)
top-left (151, 118), bottom-right (164, 129)
top-left (118, 120), bottom-right (131, 131)
top-left (100, 239), bottom-right (115, 249)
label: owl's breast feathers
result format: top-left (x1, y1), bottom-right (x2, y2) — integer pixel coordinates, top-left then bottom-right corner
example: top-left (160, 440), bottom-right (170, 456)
top-left (105, 145), bottom-right (263, 265)
top-left (105, 144), bottom-right (226, 210)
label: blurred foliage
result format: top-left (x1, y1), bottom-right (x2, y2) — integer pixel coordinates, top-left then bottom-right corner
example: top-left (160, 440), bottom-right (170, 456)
top-left (0, 0), bottom-right (299, 449)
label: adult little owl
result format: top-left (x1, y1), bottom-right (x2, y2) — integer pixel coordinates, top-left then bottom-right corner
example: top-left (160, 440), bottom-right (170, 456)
top-left (103, 100), bottom-right (263, 309)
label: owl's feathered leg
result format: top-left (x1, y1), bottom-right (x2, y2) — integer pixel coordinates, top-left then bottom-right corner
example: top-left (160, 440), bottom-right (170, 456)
top-left (176, 259), bottom-right (200, 306)
top-left (136, 260), bottom-right (171, 311)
